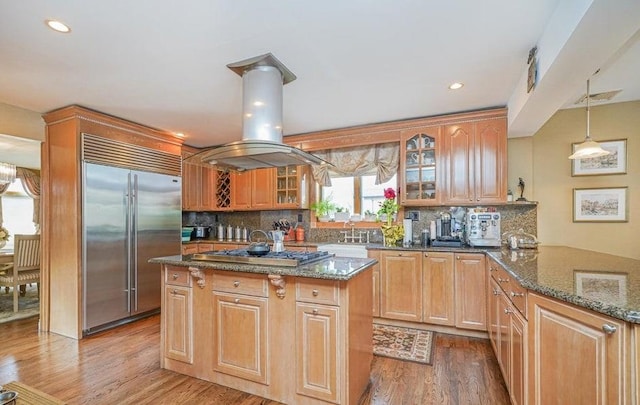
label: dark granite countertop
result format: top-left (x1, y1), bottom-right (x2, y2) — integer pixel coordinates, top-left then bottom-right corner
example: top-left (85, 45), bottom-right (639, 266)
top-left (487, 246), bottom-right (640, 324)
top-left (366, 243), bottom-right (498, 254)
top-left (150, 254), bottom-right (376, 281)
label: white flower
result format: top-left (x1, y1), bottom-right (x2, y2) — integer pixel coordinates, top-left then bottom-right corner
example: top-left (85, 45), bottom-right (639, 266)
top-left (0, 226), bottom-right (9, 242)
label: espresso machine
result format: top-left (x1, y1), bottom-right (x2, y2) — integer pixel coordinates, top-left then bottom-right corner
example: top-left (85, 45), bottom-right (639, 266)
top-left (432, 211), bottom-right (464, 247)
top-left (466, 211), bottom-right (501, 247)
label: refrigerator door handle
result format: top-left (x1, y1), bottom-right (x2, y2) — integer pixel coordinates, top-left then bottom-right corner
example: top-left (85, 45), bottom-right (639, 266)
top-left (132, 173), bottom-right (139, 312)
top-left (125, 172), bottom-right (132, 314)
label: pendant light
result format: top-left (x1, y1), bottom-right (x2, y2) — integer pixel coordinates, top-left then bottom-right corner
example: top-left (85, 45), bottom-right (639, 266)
top-left (568, 79), bottom-right (611, 160)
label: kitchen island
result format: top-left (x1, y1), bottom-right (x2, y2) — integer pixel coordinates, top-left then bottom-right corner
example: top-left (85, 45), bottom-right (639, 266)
top-left (149, 253), bottom-right (375, 405)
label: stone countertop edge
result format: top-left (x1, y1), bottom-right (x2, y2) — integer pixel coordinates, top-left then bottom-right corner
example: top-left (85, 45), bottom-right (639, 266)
top-left (486, 250), bottom-right (640, 324)
top-left (150, 255), bottom-right (377, 281)
top-left (183, 240), bottom-right (320, 248)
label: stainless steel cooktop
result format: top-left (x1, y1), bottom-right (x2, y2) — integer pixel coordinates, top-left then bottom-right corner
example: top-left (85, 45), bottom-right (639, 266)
top-left (190, 249), bottom-right (332, 267)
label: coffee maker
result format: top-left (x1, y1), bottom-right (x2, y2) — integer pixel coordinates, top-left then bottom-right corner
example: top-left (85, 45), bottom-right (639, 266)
top-left (431, 212), bottom-right (464, 247)
top-left (466, 211), bottom-right (501, 247)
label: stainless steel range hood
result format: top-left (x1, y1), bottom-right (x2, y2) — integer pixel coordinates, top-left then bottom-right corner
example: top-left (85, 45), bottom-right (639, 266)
top-left (194, 53), bottom-right (326, 171)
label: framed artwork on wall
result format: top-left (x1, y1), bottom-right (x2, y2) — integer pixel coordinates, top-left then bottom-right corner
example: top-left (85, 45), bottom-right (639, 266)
top-left (573, 187), bottom-right (628, 222)
top-left (574, 270), bottom-right (627, 306)
top-left (571, 139), bottom-right (627, 176)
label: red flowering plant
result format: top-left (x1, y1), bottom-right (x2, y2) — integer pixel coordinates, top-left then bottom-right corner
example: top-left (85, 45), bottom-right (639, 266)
top-left (377, 188), bottom-right (403, 246)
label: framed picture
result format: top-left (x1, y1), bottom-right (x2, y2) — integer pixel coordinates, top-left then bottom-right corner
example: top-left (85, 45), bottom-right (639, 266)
top-left (571, 139), bottom-right (627, 176)
top-left (574, 270), bottom-right (627, 306)
top-left (573, 187), bottom-right (627, 222)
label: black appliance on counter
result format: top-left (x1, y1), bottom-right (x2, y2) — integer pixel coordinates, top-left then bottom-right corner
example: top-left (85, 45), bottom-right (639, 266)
top-left (192, 225), bottom-right (212, 239)
top-left (432, 212), bottom-right (464, 247)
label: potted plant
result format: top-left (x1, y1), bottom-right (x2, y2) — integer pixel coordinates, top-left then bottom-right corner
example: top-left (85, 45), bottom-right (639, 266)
top-left (310, 197), bottom-right (336, 222)
top-left (364, 210), bottom-right (377, 222)
top-left (334, 206), bottom-right (350, 222)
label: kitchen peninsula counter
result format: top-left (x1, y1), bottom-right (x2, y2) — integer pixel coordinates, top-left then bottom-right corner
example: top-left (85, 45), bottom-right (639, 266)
top-left (151, 254), bottom-right (375, 405)
top-left (487, 246), bottom-right (640, 323)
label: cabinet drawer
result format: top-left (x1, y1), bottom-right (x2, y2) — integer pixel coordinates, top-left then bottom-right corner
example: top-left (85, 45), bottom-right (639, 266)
top-left (212, 271), bottom-right (268, 297)
top-left (166, 266), bottom-right (191, 287)
top-left (181, 244), bottom-right (198, 255)
top-left (296, 279), bottom-right (340, 305)
top-left (198, 243), bottom-right (214, 252)
top-left (490, 261), bottom-right (527, 318)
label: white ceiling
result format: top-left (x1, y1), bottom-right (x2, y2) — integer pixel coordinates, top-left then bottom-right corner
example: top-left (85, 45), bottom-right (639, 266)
top-left (0, 0), bottom-right (639, 169)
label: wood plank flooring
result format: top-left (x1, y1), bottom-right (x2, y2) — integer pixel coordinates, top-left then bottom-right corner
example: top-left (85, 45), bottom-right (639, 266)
top-left (0, 315), bottom-right (510, 405)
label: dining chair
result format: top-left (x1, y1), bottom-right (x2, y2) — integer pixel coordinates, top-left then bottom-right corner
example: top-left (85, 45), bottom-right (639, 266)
top-left (0, 234), bottom-right (40, 312)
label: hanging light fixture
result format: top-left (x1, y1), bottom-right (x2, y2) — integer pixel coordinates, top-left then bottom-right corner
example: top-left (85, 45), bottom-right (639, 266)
top-left (0, 162), bottom-right (16, 184)
top-left (568, 79), bottom-right (611, 160)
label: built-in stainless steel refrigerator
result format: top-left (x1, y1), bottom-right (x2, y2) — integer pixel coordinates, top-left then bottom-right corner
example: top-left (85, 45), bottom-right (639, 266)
top-left (82, 162), bottom-right (181, 334)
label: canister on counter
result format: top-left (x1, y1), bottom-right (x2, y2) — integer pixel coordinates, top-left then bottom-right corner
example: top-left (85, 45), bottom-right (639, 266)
top-left (421, 229), bottom-right (430, 247)
top-left (295, 227), bottom-right (305, 242)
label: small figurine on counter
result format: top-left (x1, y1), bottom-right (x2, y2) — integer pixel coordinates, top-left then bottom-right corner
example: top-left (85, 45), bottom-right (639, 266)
top-left (517, 177), bottom-right (527, 201)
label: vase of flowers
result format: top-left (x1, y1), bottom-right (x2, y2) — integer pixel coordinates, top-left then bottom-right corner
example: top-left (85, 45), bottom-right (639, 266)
top-left (0, 225), bottom-right (9, 249)
top-left (377, 188), bottom-right (403, 247)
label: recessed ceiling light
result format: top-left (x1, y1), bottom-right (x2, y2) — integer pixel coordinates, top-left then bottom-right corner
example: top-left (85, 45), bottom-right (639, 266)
top-left (448, 82), bottom-right (464, 90)
top-left (45, 19), bottom-right (71, 33)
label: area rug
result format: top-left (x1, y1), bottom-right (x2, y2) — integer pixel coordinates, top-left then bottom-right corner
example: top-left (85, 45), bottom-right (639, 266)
top-left (373, 323), bottom-right (434, 365)
top-left (0, 283), bottom-right (40, 324)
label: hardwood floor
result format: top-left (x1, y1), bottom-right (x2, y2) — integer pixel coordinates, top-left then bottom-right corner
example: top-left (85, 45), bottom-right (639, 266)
top-left (0, 315), bottom-right (510, 405)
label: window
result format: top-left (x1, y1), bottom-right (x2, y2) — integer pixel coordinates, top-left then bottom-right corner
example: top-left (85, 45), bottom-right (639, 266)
top-left (321, 173), bottom-right (397, 219)
top-left (1, 180), bottom-right (35, 250)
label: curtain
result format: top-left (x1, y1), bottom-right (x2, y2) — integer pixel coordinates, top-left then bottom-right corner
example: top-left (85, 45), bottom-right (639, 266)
top-left (0, 182), bottom-right (10, 226)
top-left (311, 143), bottom-right (399, 186)
top-left (16, 168), bottom-right (41, 233)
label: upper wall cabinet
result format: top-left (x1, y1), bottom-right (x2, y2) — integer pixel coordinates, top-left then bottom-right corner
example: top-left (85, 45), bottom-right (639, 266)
top-left (275, 165), bottom-right (309, 209)
top-left (400, 126), bottom-right (442, 205)
top-left (443, 117), bottom-right (507, 204)
top-left (182, 151), bottom-right (217, 211)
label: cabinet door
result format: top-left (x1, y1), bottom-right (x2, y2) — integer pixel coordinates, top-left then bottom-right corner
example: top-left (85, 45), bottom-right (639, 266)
top-left (212, 292), bottom-right (268, 384)
top-left (275, 165), bottom-right (309, 209)
top-left (182, 161), bottom-right (200, 210)
top-left (380, 251), bottom-right (422, 321)
top-left (199, 165), bottom-right (217, 210)
top-left (528, 293), bottom-right (627, 405)
top-left (454, 253), bottom-right (486, 330)
top-left (296, 302), bottom-right (340, 403)
top-left (368, 250), bottom-right (381, 317)
top-left (487, 266), bottom-right (500, 354)
top-left (231, 171), bottom-right (252, 209)
top-left (497, 289), bottom-right (511, 386)
top-left (443, 122), bottom-right (474, 204)
top-left (422, 251), bottom-right (454, 325)
top-left (474, 118), bottom-right (506, 203)
top-left (400, 126), bottom-right (441, 205)
top-left (251, 168), bottom-right (274, 209)
top-left (164, 285), bottom-right (193, 364)
top-left (509, 306), bottom-right (526, 405)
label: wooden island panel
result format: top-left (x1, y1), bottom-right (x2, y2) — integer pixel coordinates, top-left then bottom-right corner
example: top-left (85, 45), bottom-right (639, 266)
top-left (160, 264), bottom-right (373, 405)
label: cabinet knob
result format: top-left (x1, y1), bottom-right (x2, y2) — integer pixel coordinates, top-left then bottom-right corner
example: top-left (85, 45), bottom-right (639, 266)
top-left (233, 281), bottom-right (240, 287)
top-left (312, 289), bottom-right (319, 297)
top-left (234, 298), bottom-right (240, 304)
top-left (424, 253), bottom-right (429, 257)
top-left (456, 256), bottom-right (461, 260)
top-left (493, 290), bottom-right (501, 296)
top-left (504, 308), bottom-right (513, 315)
top-left (312, 309), bottom-right (318, 315)
top-left (498, 277), bottom-right (509, 283)
top-left (602, 324), bottom-right (617, 334)
top-left (172, 289), bottom-right (177, 295)
top-left (510, 291), bottom-right (524, 298)
top-left (477, 198), bottom-right (480, 202)
top-left (172, 274), bottom-right (179, 279)
top-left (490, 266), bottom-right (497, 272)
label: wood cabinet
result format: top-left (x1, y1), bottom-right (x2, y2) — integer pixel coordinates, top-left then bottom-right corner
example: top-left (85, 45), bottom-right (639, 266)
top-left (442, 117), bottom-right (507, 204)
top-left (295, 302), bottom-right (340, 403)
top-left (368, 250), bottom-right (381, 317)
top-left (400, 126), bottom-right (441, 205)
top-left (454, 253), bottom-right (486, 330)
top-left (182, 151), bottom-right (217, 211)
top-left (181, 242), bottom-right (215, 255)
top-left (231, 168), bottom-right (274, 210)
top-left (163, 267), bottom-right (193, 365)
top-left (528, 292), bottom-right (628, 405)
top-left (379, 251), bottom-right (422, 322)
top-left (275, 165), bottom-right (309, 209)
top-left (42, 105), bottom-right (183, 339)
top-left (422, 251), bottom-right (454, 325)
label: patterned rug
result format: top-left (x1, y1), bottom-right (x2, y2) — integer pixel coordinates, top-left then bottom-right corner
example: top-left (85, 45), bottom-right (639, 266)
top-left (373, 323), bottom-right (434, 365)
top-left (0, 283), bottom-right (40, 324)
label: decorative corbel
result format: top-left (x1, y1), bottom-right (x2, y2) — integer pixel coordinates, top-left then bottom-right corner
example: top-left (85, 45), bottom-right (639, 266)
top-left (268, 275), bottom-right (286, 299)
top-left (188, 267), bottom-right (206, 289)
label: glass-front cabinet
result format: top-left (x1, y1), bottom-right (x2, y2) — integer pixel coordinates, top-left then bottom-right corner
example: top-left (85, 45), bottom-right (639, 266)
top-left (400, 126), bottom-right (441, 205)
top-left (275, 165), bottom-right (309, 209)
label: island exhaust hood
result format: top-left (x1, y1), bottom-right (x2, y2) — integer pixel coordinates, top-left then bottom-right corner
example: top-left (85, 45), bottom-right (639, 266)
top-left (192, 53), bottom-right (326, 171)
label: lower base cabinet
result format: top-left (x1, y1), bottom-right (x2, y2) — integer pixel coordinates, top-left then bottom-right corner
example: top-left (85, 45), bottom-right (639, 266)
top-left (528, 292), bottom-right (628, 405)
top-left (160, 264), bottom-right (372, 405)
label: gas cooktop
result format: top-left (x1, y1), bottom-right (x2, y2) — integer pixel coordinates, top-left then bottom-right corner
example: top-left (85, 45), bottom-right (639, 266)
top-left (190, 249), bottom-right (333, 267)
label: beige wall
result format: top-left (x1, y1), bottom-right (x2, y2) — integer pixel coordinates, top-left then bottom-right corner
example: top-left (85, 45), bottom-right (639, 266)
top-left (0, 102), bottom-right (44, 141)
top-left (522, 100), bottom-right (639, 259)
